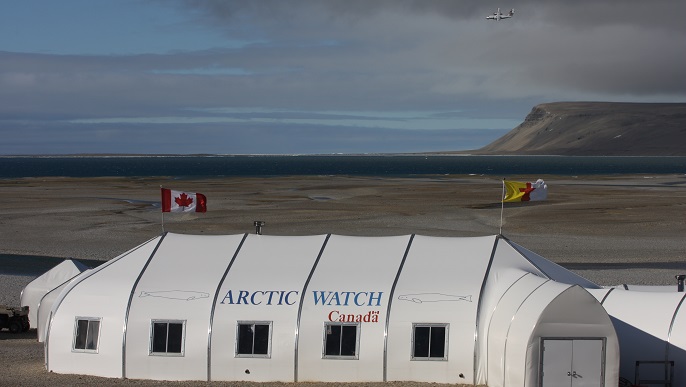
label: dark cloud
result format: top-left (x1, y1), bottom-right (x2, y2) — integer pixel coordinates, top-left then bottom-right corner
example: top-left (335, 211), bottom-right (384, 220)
top-left (175, 0), bottom-right (686, 99)
top-left (180, 0), bottom-right (686, 31)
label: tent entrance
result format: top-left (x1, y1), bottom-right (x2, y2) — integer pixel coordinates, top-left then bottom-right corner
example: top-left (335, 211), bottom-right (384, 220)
top-left (540, 338), bottom-right (606, 387)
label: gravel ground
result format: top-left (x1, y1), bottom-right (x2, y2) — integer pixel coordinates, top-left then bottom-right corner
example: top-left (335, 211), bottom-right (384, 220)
top-left (1, 174), bottom-right (684, 386)
top-left (0, 275), bottom-right (34, 306)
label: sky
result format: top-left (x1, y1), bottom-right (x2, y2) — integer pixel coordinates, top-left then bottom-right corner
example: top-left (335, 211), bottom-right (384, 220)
top-left (1, 0), bottom-right (685, 155)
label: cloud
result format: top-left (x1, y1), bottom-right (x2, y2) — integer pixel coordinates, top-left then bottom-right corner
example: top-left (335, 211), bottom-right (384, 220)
top-left (178, 0), bottom-right (686, 101)
top-left (0, 0), bottom-right (684, 154)
top-left (0, 120), bottom-right (508, 155)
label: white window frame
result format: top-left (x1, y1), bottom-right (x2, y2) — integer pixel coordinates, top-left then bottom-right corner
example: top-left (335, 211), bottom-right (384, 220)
top-left (72, 317), bottom-right (101, 353)
top-left (235, 320), bottom-right (273, 358)
top-left (411, 323), bottom-right (449, 361)
top-left (322, 322), bottom-right (360, 360)
top-left (149, 319), bottom-right (186, 356)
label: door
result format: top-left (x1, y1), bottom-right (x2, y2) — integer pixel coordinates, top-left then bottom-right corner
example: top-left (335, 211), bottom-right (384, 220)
top-left (541, 338), bottom-right (604, 387)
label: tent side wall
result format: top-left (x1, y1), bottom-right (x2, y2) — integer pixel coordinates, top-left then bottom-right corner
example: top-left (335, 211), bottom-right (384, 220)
top-left (210, 234), bottom-right (328, 382)
top-left (600, 289), bottom-right (686, 386)
top-left (297, 235), bottom-right (411, 383)
top-left (124, 234), bottom-right (246, 381)
top-left (386, 235), bottom-right (495, 383)
top-left (46, 237), bottom-right (161, 378)
top-left (486, 274), bottom-right (550, 387)
top-left (475, 237), bottom-right (549, 385)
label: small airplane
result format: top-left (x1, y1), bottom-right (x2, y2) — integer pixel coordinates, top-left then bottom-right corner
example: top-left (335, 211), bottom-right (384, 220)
top-left (486, 8), bottom-right (515, 21)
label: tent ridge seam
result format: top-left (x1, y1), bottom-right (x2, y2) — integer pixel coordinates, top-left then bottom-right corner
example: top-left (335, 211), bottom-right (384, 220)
top-left (45, 235), bottom-right (159, 373)
top-left (294, 234), bottom-right (331, 382)
top-left (383, 233), bottom-right (415, 382)
top-left (473, 234), bottom-right (500, 385)
top-left (666, 292), bottom-right (686, 362)
top-left (207, 233), bottom-right (248, 381)
top-left (122, 233), bottom-right (167, 379)
top-left (502, 279), bottom-right (551, 387)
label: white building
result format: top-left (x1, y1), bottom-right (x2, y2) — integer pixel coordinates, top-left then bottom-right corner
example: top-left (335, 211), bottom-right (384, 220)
top-left (43, 233), bottom-right (683, 386)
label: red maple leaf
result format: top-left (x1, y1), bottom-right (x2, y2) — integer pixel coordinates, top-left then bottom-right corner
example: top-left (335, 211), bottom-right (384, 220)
top-left (175, 193), bottom-right (194, 208)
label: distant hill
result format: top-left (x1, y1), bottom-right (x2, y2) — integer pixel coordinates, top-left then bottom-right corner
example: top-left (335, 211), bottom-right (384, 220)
top-left (474, 102), bottom-right (686, 156)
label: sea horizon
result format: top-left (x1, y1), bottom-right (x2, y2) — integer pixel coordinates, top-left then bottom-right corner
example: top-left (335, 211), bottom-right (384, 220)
top-left (2, 152), bottom-right (686, 158)
top-left (0, 154), bottom-right (684, 178)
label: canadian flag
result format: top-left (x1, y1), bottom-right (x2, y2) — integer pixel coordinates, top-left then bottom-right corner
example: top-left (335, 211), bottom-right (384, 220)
top-left (161, 188), bottom-right (207, 213)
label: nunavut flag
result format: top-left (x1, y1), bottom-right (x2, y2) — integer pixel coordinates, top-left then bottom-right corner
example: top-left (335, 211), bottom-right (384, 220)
top-left (503, 179), bottom-right (548, 202)
top-left (161, 188), bottom-right (207, 212)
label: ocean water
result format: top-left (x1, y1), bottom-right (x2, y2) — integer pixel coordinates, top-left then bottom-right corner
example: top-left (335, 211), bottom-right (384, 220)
top-left (0, 155), bottom-right (685, 178)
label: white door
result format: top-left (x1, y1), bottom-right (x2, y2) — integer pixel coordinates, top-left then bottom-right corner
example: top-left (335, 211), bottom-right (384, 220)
top-left (541, 339), bottom-right (604, 387)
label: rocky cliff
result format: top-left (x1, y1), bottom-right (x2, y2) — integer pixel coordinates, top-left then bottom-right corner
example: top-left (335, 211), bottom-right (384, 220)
top-left (476, 102), bottom-right (686, 156)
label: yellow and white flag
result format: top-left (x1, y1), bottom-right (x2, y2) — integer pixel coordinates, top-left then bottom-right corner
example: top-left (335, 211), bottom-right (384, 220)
top-left (503, 179), bottom-right (547, 202)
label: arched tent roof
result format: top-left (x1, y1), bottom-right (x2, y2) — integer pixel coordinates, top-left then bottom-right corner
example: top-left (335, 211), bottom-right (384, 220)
top-left (21, 259), bottom-right (89, 329)
top-left (505, 239), bottom-right (600, 288)
top-left (46, 237), bottom-right (161, 378)
top-left (594, 288), bottom-right (686, 386)
top-left (37, 274), bottom-right (88, 343)
top-left (45, 233), bottom-right (619, 385)
top-left (473, 237), bottom-right (603, 384)
top-left (485, 276), bottom-right (619, 387)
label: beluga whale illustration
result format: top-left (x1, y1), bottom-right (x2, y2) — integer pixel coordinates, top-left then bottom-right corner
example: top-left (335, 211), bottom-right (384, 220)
top-left (139, 290), bottom-right (210, 301)
top-left (398, 293), bottom-right (472, 303)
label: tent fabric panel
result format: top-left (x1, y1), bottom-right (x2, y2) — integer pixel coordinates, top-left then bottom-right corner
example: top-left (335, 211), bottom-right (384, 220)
top-left (602, 289), bottom-right (686, 384)
top-left (500, 280), bottom-right (573, 387)
top-left (667, 296), bottom-right (686, 387)
top-left (125, 233), bottom-right (245, 381)
top-left (486, 274), bottom-right (549, 387)
top-left (298, 235), bottom-right (410, 383)
top-left (475, 268), bottom-right (531, 386)
top-left (47, 237), bottom-right (160, 378)
top-left (38, 274), bottom-right (91, 343)
top-left (620, 284), bottom-right (681, 292)
top-left (210, 234), bottom-right (328, 382)
top-left (475, 237), bottom-right (546, 385)
top-left (536, 287), bottom-right (618, 336)
top-left (603, 289), bottom-right (683, 340)
top-left (386, 235), bottom-right (495, 383)
top-left (38, 282), bottom-right (68, 342)
top-left (523, 285), bottom-right (620, 387)
top-left (507, 240), bottom-right (601, 288)
top-left (21, 259), bottom-right (88, 329)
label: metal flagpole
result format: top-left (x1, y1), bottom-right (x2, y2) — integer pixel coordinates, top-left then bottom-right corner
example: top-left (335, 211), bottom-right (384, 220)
top-left (499, 179), bottom-right (505, 235)
top-left (160, 186), bottom-right (165, 234)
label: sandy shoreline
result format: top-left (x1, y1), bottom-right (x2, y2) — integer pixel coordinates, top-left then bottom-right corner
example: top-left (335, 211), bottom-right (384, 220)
top-left (1, 173), bottom-right (685, 385)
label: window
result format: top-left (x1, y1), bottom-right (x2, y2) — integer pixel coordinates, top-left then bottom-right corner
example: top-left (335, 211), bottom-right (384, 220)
top-left (150, 320), bottom-right (185, 356)
top-left (236, 321), bottom-right (272, 358)
top-left (73, 317), bottom-right (101, 352)
top-left (323, 323), bottom-right (360, 359)
top-left (412, 323), bottom-right (448, 360)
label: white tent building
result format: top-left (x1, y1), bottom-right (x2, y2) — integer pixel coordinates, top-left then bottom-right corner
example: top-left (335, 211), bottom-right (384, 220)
top-left (20, 259), bottom-right (89, 330)
top-left (46, 232), bottom-right (674, 385)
